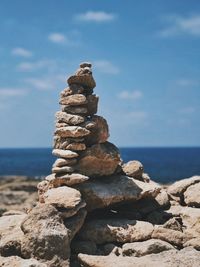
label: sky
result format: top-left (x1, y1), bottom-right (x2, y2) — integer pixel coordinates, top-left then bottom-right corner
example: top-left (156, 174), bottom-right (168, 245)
top-left (0, 0), bottom-right (200, 148)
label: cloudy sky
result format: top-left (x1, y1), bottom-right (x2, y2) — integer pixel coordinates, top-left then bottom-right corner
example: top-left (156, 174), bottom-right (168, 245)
top-left (0, 0), bottom-right (200, 147)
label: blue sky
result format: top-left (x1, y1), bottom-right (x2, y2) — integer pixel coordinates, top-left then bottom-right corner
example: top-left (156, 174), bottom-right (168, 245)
top-left (0, 0), bottom-right (200, 147)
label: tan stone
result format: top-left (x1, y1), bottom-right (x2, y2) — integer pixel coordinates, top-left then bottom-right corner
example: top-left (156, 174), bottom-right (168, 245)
top-left (52, 149), bottom-right (78, 159)
top-left (55, 111), bottom-right (85, 125)
top-left (122, 160), bottom-right (144, 179)
top-left (52, 166), bottom-right (74, 174)
top-left (53, 158), bottom-right (77, 167)
top-left (67, 74), bottom-right (96, 89)
top-left (46, 173), bottom-right (89, 187)
top-left (59, 94), bottom-right (87, 106)
top-left (66, 142), bottom-right (86, 151)
top-left (86, 94), bottom-right (99, 115)
top-left (184, 182), bottom-right (200, 207)
top-left (55, 126), bottom-right (90, 138)
top-left (62, 105), bottom-right (88, 114)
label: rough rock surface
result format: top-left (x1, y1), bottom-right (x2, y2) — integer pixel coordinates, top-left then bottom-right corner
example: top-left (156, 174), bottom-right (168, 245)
top-left (0, 256), bottom-right (47, 267)
top-left (52, 149), bottom-right (78, 159)
top-left (59, 94), bottom-right (87, 106)
top-left (78, 219), bottom-right (154, 244)
top-left (122, 160), bottom-right (144, 179)
top-left (46, 173), bottom-right (89, 187)
top-left (75, 175), bottom-right (160, 211)
top-left (184, 182), bottom-right (200, 207)
top-left (55, 111), bottom-right (85, 125)
top-left (77, 142), bottom-right (121, 176)
top-left (55, 126), bottom-right (90, 138)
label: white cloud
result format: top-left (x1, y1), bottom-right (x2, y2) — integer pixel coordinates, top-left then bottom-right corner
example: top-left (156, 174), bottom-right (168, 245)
top-left (179, 107), bottom-right (195, 114)
top-left (48, 33), bottom-right (68, 44)
top-left (94, 60), bottom-right (120, 74)
top-left (11, 47), bottom-right (32, 57)
top-left (128, 111), bottom-right (148, 120)
top-left (118, 90), bottom-right (143, 100)
top-left (75, 11), bottom-right (116, 22)
top-left (25, 74), bottom-right (65, 90)
top-left (17, 60), bottom-right (55, 72)
top-left (0, 88), bottom-right (27, 97)
top-left (160, 14), bottom-right (200, 37)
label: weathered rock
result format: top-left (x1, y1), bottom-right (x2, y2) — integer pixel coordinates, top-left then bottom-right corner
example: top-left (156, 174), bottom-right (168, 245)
top-left (55, 111), bottom-right (85, 125)
top-left (122, 239), bottom-right (175, 257)
top-left (0, 256), bottom-right (47, 267)
top-left (55, 122), bottom-right (69, 128)
top-left (184, 182), bottom-right (200, 207)
top-left (46, 173), bottom-right (89, 187)
top-left (78, 219), bottom-right (154, 244)
top-left (52, 166), bottom-right (75, 174)
top-left (76, 175), bottom-right (160, 211)
top-left (122, 160), bottom-right (144, 179)
top-left (155, 189), bottom-right (170, 208)
top-left (85, 115), bottom-right (109, 146)
top-left (152, 226), bottom-right (186, 247)
top-left (78, 247), bottom-right (200, 267)
top-left (53, 158), bottom-right (77, 167)
top-left (60, 94), bottom-right (87, 106)
top-left (21, 204), bottom-right (70, 267)
top-left (66, 142), bottom-right (86, 151)
top-left (52, 149), bottom-right (78, 159)
top-left (184, 238), bottom-right (200, 250)
top-left (43, 186), bottom-right (82, 211)
top-left (167, 176), bottom-right (200, 197)
top-left (37, 180), bottom-right (50, 203)
top-left (53, 136), bottom-right (84, 150)
top-left (55, 126), bottom-right (90, 138)
top-left (62, 105), bottom-right (88, 114)
top-left (163, 217), bottom-right (183, 232)
top-left (0, 214), bottom-right (26, 256)
top-left (77, 142), bottom-right (121, 177)
top-left (86, 95), bottom-right (99, 115)
top-left (67, 74), bottom-right (96, 89)
top-left (60, 85), bottom-right (85, 97)
top-left (71, 240), bottom-right (97, 255)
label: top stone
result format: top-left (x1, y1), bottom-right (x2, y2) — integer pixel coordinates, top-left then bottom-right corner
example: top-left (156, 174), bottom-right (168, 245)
top-left (80, 62), bottom-right (92, 68)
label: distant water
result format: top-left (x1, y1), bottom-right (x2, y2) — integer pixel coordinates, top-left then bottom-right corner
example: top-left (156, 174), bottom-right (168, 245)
top-left (0, 147), bottom-right (200, 184)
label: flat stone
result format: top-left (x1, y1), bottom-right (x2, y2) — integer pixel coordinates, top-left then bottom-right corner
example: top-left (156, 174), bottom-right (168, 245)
top-left (80, 62), bottom-right (92, 68)
top-left (122, 239), bottom-right (175, 257)
top-left (53, 158), bottom-right (77, 167)
top-left (60, 85), bottom-right (85, 97)
top-left (55, 122), bottom-right (69, 128)
top-left (55, 111), bottom-right (85, 125)
top-left (0, 256), bottom-right (47, 267)
top-left (184, 237), bottom-right (200, 250)
top-left (122, 160), bottom-right (144, 179)
top-left (55, 126), bottom-right (90, 138)
top-left (75, 175), bottom-right (161, 211)
top-left (46, 173), bottom-right (89, 187)
top-left (59, 94), bottom-right (87, 106)
top-left (52, 166), bottom-right (75, 174)
top-left (86, 94), bottom-right (99, 115)
top-left (66, 142), bottom-right (86, 151)
top-left (78, 219), bottom-right (154, 244)
top-left (67, 74), bottom-right (96, 89)
top-left (52, 149), bottom-right (78, 159)
top-left (184, 182), bottom-right (200, 207)
top-left (76, 142), bottom-right (121, 177)
top-left (53, 136), bottom-right (84, 149)
top-left (62, 105), bottom-right (88, 114)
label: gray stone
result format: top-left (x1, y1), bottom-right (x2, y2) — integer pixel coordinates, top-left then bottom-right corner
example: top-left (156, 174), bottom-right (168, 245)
top-left (55, 126), bottom-right (90, 138)
top-left (52, 149), bottom-right (78, 159)
top-left (53, 158), bottom-right (77, 167)
top-left (46, 173), bottom-right (89, 187)
top-left (55, 111), bottom-right (85, 125)
top-left (59, 94), bottom-right (87, 106)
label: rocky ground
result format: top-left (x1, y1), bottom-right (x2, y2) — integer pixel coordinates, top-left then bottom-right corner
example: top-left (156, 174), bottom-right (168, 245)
top-left (0, 174), bottom-right (200, 266)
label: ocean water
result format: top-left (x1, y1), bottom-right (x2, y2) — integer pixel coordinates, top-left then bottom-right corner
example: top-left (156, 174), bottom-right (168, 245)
top-left (0, 147), bottom-right (199, 184)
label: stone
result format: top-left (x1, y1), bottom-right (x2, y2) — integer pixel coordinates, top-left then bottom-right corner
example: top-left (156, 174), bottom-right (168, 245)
top-left (0, 256), bottom-right (47, 267)
top-left (66, 142), bottom-right (86, 151)
top-left (152, 226), bottom-right (186, 247)
top-left (78, 247), bottom-right (200, 267)
top-left (184, 182), bottom-right (200, 207)
top-left (55, 111), bottom-right (85, 125)
top-left (0, 214), bottom-right (26, 256)
top-left (76, 142), bottom-right (121, 177)
top-left (37, 180), bottom-right (50, 203)
top-left (46, 173), bottom-right (89, 187)
top-left (52, 166), bottom-right (75, 174)
top-left (52, 149), bottom-right (78, 159)
top-left (53, 136), bottom-right (84, 150)
top-left (122, 160), bottom-right (144, 179)
top-left (122, 239), bottom-right (175, 257)
top-left (21, 204), bottom-right (70, 267)
top-left (43, 186), bottom-right (82, 210)
top-left (62, 105), bottom-right (88, 114)
top-left (56, 122), bottom-right (69, 128)
top-left (53, 158), bottom-right (77, 167)
top-left (85, 115), bottom-right (109, 146)
top-left (60, 94), bottom-right (87, 106)
top-left (167, 176), bottom-right (200, 197)
top-left (86, 94), bottom-right (99, 115)
top-left (55, 126), bottom-right (90, 138)
top-left (78, 219), bottom-right (154, 244)
top-left (80, 62), bottom-right (92, 68)
top-left (163, 217), bottom-right (183, 232)
top-left (67, 74), bottom-right (96, 89)
top-left (184, 238), bottom-right (200, 250)
top-left (75, 175), bottom-right (160, 211)
top-left (71, 240), bottom-right (97, 255)
top-left (60, 85), bottom-right (85, 97)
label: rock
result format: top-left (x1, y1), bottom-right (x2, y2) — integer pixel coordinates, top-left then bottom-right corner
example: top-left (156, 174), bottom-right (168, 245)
top-left (0, 214), bottom-right (26, 256)
top-left (60, 94), bottom-right (87, 106)
top-left (52, 149), bottom-right (78, 159)
top-left (71, 240), bottom-right (97, 255)
top-left (0, 256), bottom-right (47, 267)
top-left (163, 217), bottom-right (183, 232)
top-left (37, 180), bottom-right (50, 203)
top-left (55, 126), bottom-right (90, 138)
top-left (122, 160), bottom-right (144, 179)
top-left (46, 173), bottom-right (89, 187)
top-left (184, 182), bottom-right (200, 207)
top-left (155, 189), bottom-right (170, 208)
top-left (102, 244), bottom-right (121, 256)
top-left (56, 122), bottom-right (69, 128)
top-left (80, 62), bottom-right (92, 68)
top-left (43, 186), bottom-right (83, 211)
top-left (86, 95), bottom-right (99, 115)
top-left (2, 210), bottom-right (26, 216)
top-left (78, 219), bottom-right (153, 244)
top-left (53, 136), bottom-right (84, 150)
top-left (167, 176), bottom-right (200, 197)
top-left (67, 74), bottom-right (96, 89)
top-left (76, 142), bottom-right (121, 177)
top-left (53, 158), bottom-right (77, 167)
top-left (146, 210), bottom-right (172, 225)
top-left (152, 226), bottom-right (186, 247)
top-left (75, 176), bottom-right (160, 211)
top-left (78, 247), bottom-right (200, 267)
top-left (85, 115), bottom-right (109, 146)
top-left (66, 142), bottom-right (86, 151)
top-left (52, 166), bottom-right (75, 174)
top-left (55, 111), bottom-right (85, 125)
top-left (21, 204), bottom-right (70, 267)
top-left (184, 238), bottom-right (200, 250)
top-left (60, 85), bottom-right (85, 96)
top-left (62, 105), bottom-right (88, 114)
top-left (122, 239), bottom-right (175, 257)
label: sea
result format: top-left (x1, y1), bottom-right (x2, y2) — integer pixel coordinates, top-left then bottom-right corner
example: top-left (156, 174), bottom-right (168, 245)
top-left (0, 147), bottom-right (199, 184)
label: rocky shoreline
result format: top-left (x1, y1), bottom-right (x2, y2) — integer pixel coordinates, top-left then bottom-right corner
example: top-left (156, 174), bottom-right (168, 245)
top-left (0, 63), bottom-right (200, 267)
